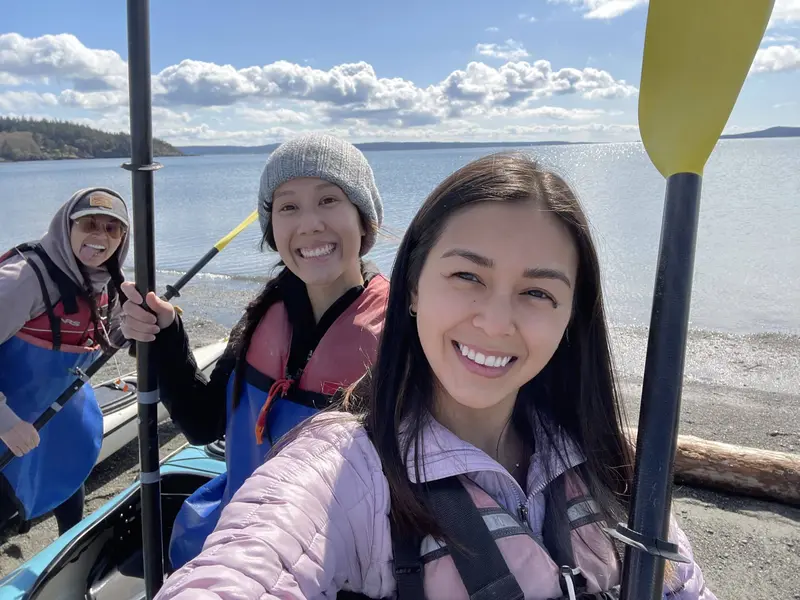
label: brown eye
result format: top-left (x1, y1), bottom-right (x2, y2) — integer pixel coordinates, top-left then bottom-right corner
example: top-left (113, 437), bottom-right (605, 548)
top-left (453, 272), bottom-right (481, 284)
top-left (525, 289), bottom-right (558, 308)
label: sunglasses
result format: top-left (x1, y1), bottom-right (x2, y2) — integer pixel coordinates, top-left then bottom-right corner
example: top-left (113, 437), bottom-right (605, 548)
top-left (73, 217), bottom-right (127, 239)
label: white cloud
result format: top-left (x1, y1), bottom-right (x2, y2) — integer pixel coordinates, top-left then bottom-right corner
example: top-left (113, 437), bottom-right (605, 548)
top-left (750, 44), bottom-right (800, 73)
top-left (160, 121), bottom-right (639, 147)
top-left (772, 0), bottom-right (800, 23)
top-left (58, 89), bottom-right (128, 110)
top-left (763, 34), bottom-right (798, 43)
top-left (441, 60), bottom-right (635, 110)
top-left (518, 13), bottom-right (538, 23)
top-left (0, 90), bottom-right (58, 112)
top-left (485, 26), bottom-right (500, 32)
top-left (511, 106), bottom-right (609, 120)
top-left (475, 40), bottom-right (530, 61)
top-left (0, 33), bottom-right (127, 89)
top-left (0, 73), bottom-right (22, 86)
top-left (1, 33), bottom-right (641, 144)
top-left (550, 0), bottom-right (800, 24)
top-left (234, 106), bottom-right (314, 125)
top-left (547, 0), bottom-right (647, 20)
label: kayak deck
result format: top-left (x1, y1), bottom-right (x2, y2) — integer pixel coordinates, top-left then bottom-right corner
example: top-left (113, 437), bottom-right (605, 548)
top-left (1, 444), bottom-right (226, 600)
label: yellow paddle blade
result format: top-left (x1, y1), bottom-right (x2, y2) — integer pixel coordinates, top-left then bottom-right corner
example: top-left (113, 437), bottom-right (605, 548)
top-left (639, 0), bottom-right (774, 177)
top-left (214, 210), bottom-right (259, 251)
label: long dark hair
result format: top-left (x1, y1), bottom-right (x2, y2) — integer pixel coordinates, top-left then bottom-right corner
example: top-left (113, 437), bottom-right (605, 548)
top-left (341, 152), bottom-right (633, 540)
top-left (230, 209), bottom-right (379, 410)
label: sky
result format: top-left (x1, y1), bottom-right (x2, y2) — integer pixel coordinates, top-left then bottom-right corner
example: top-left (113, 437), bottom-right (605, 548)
top-left (1, 0), bottom-right (798, 147)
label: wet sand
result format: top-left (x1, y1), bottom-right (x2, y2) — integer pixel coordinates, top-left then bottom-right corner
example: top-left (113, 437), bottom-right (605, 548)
top-left (1, 283), bottom-right (798, 598)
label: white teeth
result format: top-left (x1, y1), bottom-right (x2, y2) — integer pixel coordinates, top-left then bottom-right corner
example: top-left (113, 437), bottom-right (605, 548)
top-left (299, 243), bottom-right (335, 258)
top-left (457, 343), bottom-right (513, 369)
top-left (86, 244), bottom-right (105, 251)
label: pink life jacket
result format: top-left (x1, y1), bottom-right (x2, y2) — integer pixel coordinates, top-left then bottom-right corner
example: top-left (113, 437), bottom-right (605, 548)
top-left (247, 272), bottom-right (390, 443)
top-left (339, 467), bottom-right (620, 600)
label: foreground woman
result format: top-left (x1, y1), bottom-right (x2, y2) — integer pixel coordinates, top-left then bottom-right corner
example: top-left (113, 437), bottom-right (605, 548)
top-left (154, 152), bottom-right (713, 599)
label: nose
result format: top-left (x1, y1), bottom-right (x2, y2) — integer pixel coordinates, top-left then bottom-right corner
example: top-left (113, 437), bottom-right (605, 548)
top-left (296, 207), bottom-right (325, 235)
top-left (472, 291), bottom-right (516, 338)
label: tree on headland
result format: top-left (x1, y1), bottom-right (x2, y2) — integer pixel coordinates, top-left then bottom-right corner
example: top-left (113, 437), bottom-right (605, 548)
top-left (0, 116), bottom-right (183, 162)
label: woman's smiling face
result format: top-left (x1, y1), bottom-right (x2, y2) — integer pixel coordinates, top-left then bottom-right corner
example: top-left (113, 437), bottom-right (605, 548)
top-left (412, 200), bottom-right (578, 414)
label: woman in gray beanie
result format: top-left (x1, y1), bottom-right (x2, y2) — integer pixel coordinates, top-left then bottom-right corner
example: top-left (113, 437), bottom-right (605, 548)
top-left (119, 132), bottom-right (390, 568)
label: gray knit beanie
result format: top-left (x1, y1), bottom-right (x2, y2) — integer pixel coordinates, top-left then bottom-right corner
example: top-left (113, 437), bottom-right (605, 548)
top-left (258, 133), bottom-right (383, 255)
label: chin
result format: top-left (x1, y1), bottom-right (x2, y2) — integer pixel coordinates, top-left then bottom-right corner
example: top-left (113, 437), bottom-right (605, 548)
top-left (295, 266), bottom-right (344, 287)
top-left (441, 381), bottom-right (508, 412)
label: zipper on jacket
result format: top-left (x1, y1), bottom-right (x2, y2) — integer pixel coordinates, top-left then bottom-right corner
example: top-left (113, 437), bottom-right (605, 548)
top-left (518, 501), bottom-right (528, 524)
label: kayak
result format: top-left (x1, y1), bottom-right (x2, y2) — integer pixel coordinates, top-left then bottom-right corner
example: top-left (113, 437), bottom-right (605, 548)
top-left (0, 341), bottom-right (229, 600)
top-left (94, 340), bottom-right (227, 464)
top-left (0, 444), bottom-right (226, 600)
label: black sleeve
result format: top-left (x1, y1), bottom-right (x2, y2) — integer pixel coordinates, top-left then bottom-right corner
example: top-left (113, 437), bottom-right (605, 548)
top-left (153, 315), bottom-right (237, 445)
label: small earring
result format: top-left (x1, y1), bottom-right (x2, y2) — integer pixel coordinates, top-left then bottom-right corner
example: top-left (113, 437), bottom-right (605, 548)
top-left (409, 305), bottom-right (417, 317)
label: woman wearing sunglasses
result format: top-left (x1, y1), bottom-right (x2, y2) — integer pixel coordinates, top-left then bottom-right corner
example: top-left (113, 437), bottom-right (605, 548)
top-left (0, 187), bottom-right (130, 537)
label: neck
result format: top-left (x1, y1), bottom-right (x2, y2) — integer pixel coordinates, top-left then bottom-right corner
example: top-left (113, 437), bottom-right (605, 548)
top-left (432, 386), bottom-right (524, 470)
top-left (306, 267), bottom-right (364, 323)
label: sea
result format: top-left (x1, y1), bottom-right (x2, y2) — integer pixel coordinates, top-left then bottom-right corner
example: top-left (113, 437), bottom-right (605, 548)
top-left (3, 138), bottom-right (799, 334)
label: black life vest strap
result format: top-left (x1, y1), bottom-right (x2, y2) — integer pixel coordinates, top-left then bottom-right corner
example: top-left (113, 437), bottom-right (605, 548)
top-left (390, 513), bottom-right (425, 599)
top-left (8, 244), bottom-right (62, 351)
top-left (418, 477), bottom-right (524, 600)
top-left (25, 243), bottom-right (82, 315)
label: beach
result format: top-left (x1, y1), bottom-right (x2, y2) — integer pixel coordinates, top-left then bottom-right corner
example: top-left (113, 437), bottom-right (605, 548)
top-left (0, 279), bottom-right (798, 598)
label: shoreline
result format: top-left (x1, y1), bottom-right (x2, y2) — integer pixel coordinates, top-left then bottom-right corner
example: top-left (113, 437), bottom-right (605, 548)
top-left (3, 130), bottom-right (800, 164)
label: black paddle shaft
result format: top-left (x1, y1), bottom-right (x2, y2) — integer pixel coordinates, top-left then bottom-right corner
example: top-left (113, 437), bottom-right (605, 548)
top-left (619, 173), bottom-right (702, 600)
top-left (124, 0), bottom-right (164, 596)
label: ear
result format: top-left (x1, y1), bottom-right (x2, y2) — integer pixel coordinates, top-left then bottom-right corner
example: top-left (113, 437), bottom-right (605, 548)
top-left (358, 213), bottom-right (367, 237)
top-left (409, 290), bottom-right (418, 314)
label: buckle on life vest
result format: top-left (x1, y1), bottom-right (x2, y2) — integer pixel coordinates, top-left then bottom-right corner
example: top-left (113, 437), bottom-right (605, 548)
top-left (254, 377), bottom-right (293, 445)
top-left (560, 566), bottom-right (582, 600)
top-left (69, 367), bottom-right (90, 382)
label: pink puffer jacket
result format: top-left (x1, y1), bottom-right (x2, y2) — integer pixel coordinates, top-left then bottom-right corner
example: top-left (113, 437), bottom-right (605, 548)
top-left (154, 413), bottom-right (715, 599)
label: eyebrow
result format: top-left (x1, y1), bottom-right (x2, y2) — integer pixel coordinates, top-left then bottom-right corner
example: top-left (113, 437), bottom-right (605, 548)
top-left (441, 248), bottom-right (572, 288)
top-left (273, 182), bottom-right (340, 199)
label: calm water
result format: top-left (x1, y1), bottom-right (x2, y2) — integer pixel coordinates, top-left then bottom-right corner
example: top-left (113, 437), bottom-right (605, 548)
top-left (1, 139), bottom-right (798, 334)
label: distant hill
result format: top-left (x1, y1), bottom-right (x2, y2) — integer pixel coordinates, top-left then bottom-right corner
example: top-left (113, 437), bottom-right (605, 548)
top-left (179, 139), bottom-right (578, 156)
top-left (179, 126), bottom-right (799, 157)
top-left (0, 116), bottom-right (183, 162)
top-left (720, 126), bottom-right (800, 139)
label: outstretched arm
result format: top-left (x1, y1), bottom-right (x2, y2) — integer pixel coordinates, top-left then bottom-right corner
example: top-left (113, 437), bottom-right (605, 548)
top-left (154, 418), bottom-right (392, 600)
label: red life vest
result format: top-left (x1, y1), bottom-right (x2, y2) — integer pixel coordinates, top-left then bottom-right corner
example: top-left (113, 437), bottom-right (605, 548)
top-left (248, 272), bottom-right (389, 420)
top-left (1, 243), bottom-right (107, 353)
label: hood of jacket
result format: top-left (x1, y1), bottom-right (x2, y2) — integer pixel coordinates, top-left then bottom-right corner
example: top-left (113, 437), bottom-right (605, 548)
top-left (38, 187), bottom-right (130, 293)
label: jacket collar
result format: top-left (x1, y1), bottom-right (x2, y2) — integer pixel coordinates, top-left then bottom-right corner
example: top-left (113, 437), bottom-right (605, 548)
top-left (402, 410), bottom-right (585, 499)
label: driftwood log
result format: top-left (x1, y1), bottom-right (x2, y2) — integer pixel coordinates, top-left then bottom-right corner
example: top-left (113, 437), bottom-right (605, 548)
top-left (625, 429), bottom-right (800, 506)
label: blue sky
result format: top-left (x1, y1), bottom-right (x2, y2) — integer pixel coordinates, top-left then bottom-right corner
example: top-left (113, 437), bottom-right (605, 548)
top-left (2, 0), bottom-right (798, 146)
